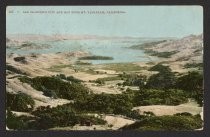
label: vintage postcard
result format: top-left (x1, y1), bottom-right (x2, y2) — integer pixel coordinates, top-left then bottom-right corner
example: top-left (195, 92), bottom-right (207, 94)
top-left (6, 6), bottom-right (203, 131)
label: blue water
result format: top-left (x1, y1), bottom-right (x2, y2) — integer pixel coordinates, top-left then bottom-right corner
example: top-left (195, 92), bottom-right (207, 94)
top-left (7, 39), bottom-right (157, 64)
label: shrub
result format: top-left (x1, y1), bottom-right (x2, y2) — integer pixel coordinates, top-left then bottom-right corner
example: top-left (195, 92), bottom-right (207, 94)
top-left (150, 51), bottom-right (178, 58)
top-left (54, 74), bottom-right (83, 83)
top-left (94, 79), bottom-right (105, 85)
top-left (184, 63), bottom-right (203, 69)
top-left (31, 105), bottom-right (106, 129)
top-left (149, 64), bottom-right (171, 72)
top-left (147, 65), bottom-right (176, 89)
top-left (6, 92), bottom-right (35, 112)
top-left (14, 57), bottom-right (27, 64)
top-left (73, 93), bottom-right (133, 115)
top-left (174, 112), bottom-right (193, 116)
top-left (176, 71), bottom-right (203, 106)
top-left (132, 89), bottom-right (188, 106)
top-left (122, 74), bottom-right (146, 87)
top-left (94, 76), bottom-right (121, 82)
top-left (6, 65), bottom-right (27, 75)
top-left (176, 71), bottom-right (203, 93)
top-left (19, 76), bottom-right (90, 100)
top-left (6, 109), bottom-right (36, 130)
top-left (121, 115), bottom-right (203, 131)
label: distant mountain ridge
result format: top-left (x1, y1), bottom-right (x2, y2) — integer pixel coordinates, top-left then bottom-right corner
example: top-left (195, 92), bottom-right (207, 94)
top-left (6, 34), bottom-right (142, 42)
top-left (6, 34), bottom-right (176, 43)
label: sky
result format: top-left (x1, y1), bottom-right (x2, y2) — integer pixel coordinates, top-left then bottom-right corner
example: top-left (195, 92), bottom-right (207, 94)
top-left (6, 6), bottom-right (203, 38)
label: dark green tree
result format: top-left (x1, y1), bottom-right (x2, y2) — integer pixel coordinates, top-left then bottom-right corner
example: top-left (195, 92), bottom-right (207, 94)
top-left (146, 70), bottom-right (176, 89)
top-left (6, 92), bottom-right (35, 112)
top-left (176, 71), bottom-right (203, 106)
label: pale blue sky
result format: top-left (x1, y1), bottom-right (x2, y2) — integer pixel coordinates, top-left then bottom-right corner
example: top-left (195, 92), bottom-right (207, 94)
top-left (6, 6), bottom-right (203, 38)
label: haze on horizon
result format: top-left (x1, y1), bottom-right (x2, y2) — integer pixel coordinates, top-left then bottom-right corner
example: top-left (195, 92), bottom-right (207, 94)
top-left (6, 6), bottom-right (203, 38)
